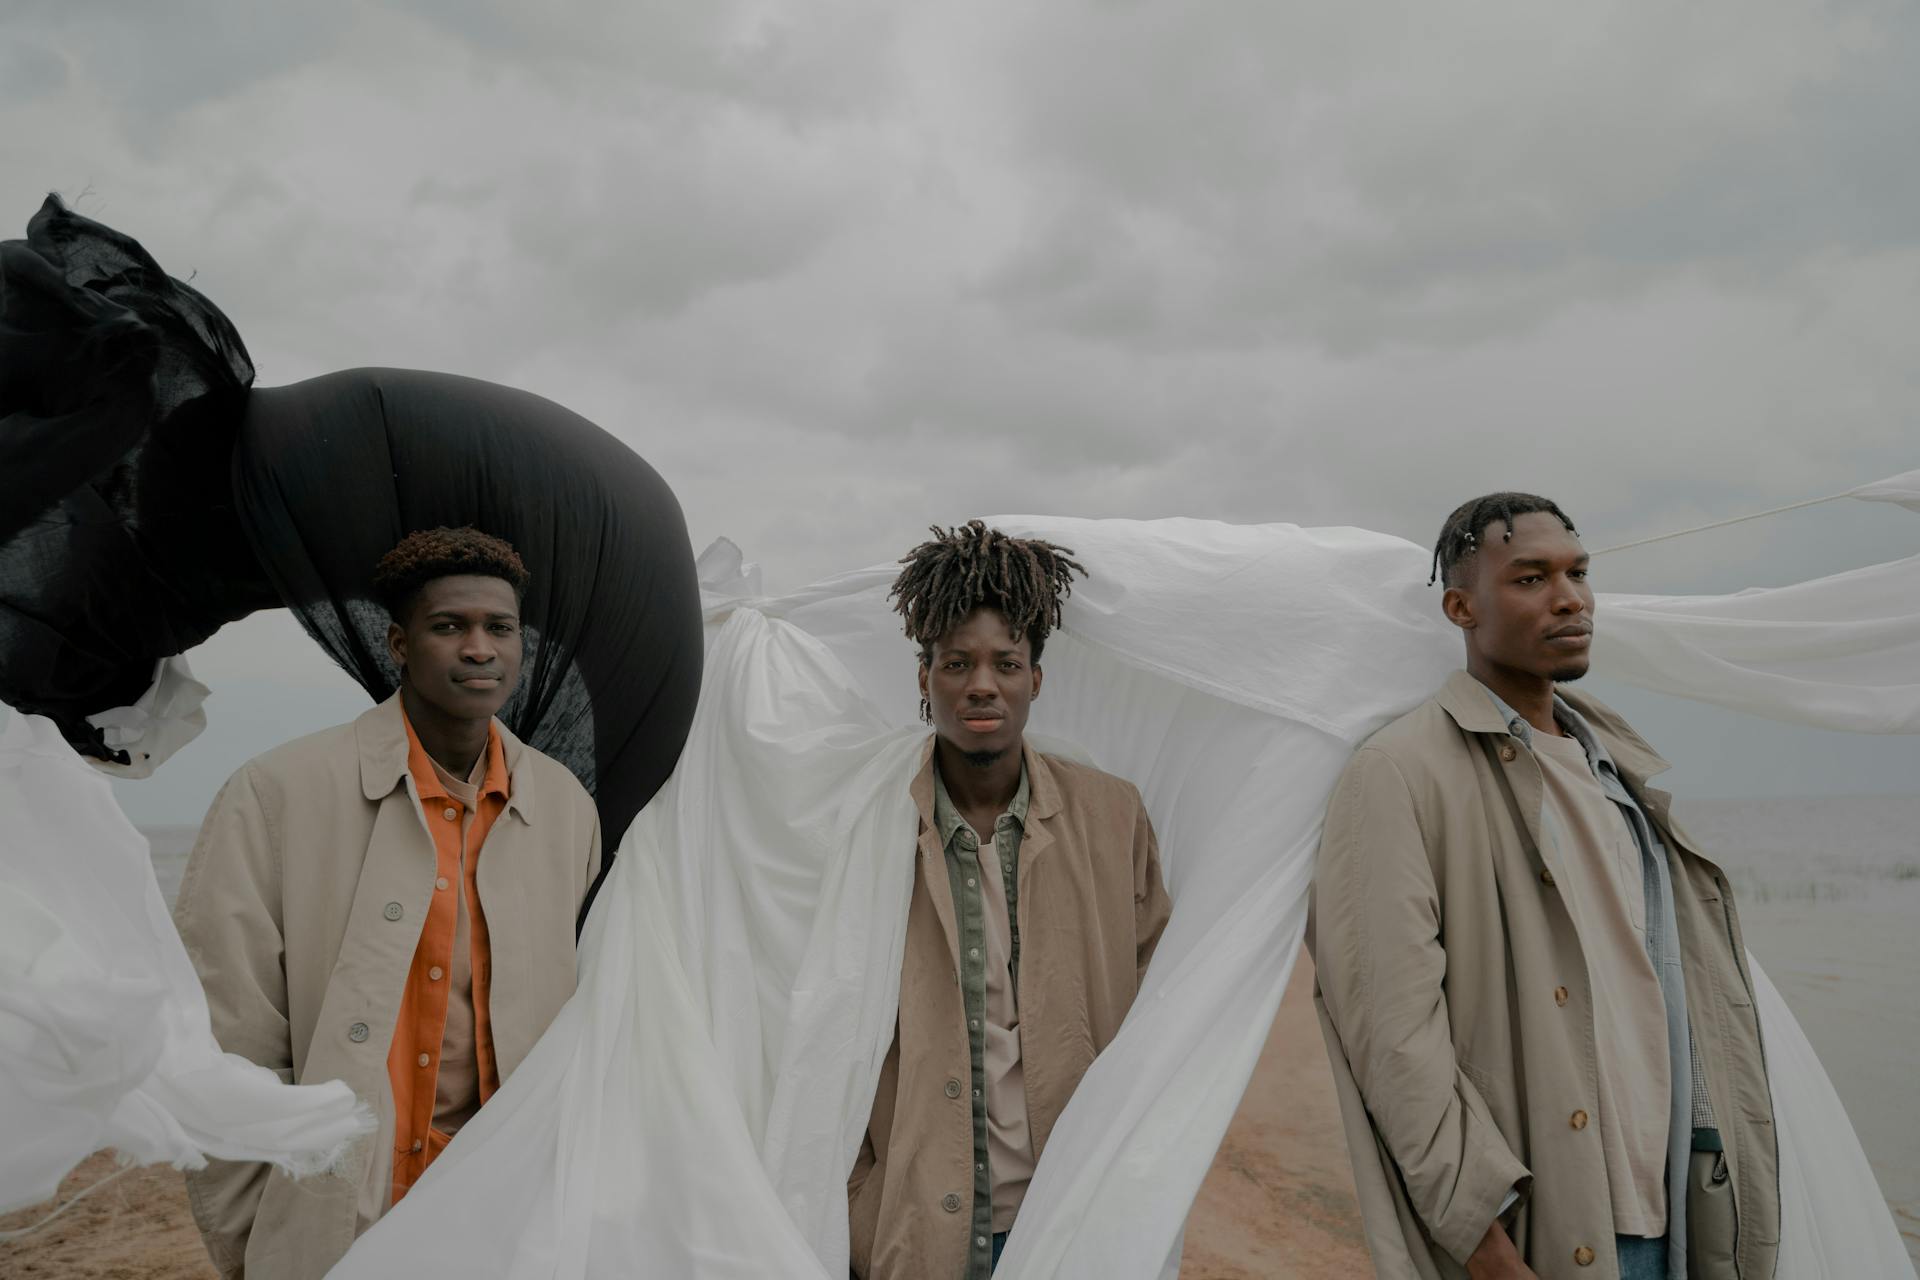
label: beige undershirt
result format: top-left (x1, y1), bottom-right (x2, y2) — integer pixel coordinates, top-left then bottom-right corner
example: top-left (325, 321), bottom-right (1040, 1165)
top-left (426, 751), bottom-right (484, 1137)
top-left (1533, 728), bottom-right (1670, 1237)
top-left (975, 833), bottom-right (1035, 1233)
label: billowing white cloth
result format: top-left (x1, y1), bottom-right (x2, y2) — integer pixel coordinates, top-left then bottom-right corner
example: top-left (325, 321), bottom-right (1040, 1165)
top-left (83, 655), bottom-right (211, 779)
top-left (0, 708), bottom-right (370, 1215)
top-left (1849, 466), bottom-right (1920, 513)
top-left (335, 516), bottom-right (1913, 1279)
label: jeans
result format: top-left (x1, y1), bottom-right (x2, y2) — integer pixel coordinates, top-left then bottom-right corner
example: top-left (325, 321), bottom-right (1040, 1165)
top-left (990, 1232), bottom-right (1007, 1272)
top-left (1616, 1234), bottom-right (1669, 1280)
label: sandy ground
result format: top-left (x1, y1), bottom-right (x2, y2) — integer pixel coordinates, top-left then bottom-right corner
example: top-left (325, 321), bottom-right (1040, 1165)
top-left (0, 950), bottom-right (1366, 1279)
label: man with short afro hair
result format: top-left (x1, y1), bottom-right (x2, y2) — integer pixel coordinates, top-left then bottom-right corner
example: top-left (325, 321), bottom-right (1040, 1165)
top-left (848, 520), bottom-right (1172, 1280)
top-left (174, 526), bottom-right (602, 1280)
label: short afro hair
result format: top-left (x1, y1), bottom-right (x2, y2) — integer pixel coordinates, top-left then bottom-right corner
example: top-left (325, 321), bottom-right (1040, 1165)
top-left (1430, 492), bottom-right (1578, 588)
top-left (889, 519), bottom-right (1086, 664)
top-left (372, 526), bottom-right (530, 620)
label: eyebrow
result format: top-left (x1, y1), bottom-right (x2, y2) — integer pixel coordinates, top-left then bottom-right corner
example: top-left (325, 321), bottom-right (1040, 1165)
top-left (426, 610), bottom-right (519, 621)
top-left (1508, 556), bottom-right (1589, 570)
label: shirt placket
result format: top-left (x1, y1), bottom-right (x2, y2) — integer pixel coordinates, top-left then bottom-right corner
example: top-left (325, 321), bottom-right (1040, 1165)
top-left (945, 826), bottom-right (996, 1280)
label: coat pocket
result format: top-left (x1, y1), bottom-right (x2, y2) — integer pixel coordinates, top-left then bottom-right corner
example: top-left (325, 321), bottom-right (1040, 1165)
top-left (1686, 1147), bottom-right (1739, 1279)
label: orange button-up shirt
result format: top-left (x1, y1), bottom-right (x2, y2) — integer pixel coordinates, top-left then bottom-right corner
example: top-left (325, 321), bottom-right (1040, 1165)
top-left (388, 713), bottom-right (509, 1204)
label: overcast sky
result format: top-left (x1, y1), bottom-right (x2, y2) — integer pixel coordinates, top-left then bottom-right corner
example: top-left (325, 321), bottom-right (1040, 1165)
top-left (3, 1), bottom-right (1917, 823)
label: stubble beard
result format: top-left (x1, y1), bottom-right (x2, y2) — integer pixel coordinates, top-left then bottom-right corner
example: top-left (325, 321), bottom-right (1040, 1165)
top-left (961, 748), bottom-right (1006, 770)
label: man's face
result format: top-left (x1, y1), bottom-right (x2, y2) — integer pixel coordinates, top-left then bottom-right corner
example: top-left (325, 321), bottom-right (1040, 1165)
top-left (918, 606), bottom-right (1042, 763)
top-left (387, 574), bottom-right (524, 722)
top-left (1443, 511), bottom-right (1594, 682)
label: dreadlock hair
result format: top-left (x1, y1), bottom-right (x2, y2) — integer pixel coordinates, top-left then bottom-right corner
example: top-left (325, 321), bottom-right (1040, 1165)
top-left (1430, 492), bottom-right (1579, 588)
top-left (371, 526), bottom-right (531, 621)
top-left (889, 520), bottom-right (1086, 664)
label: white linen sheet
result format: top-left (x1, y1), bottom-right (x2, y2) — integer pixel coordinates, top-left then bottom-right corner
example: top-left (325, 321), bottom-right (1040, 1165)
top-left (333, 517), bottom-right (1916, 1278)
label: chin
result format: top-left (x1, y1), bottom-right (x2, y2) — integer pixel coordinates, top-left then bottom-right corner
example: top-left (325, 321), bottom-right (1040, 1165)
top-left (1549, 664), bottom-right (1590, 684)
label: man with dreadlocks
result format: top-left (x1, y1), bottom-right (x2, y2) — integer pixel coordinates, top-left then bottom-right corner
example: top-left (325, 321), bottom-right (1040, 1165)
top-left (1310, 494), bottom-right (1777, 1280)
top-left (173, 527), bottom-right (603, 1280)
top-left (848, 520), bottom-right (1172, 1280)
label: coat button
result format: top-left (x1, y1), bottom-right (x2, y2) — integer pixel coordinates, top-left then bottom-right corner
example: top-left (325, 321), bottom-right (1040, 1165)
top-left (1499, 744), bottom-right (1518, 762)
top-left (1540, 868), bottom-right (1556, 887)
top-left (1570, 1109), bottom-right (1589, 1130)
top-left (435, 877), bottom-right (450, 891)
top-left (1574, 1245), bottom-right (1596, 1266)
top-left (945, 1078), bottom-right (963, 1099)
top-left (443, 806), bottom-right (458, 821)
top-left (942, 1193), bottom-right (962, 1213)
top-left (347, 1022), bottom-right (369, 1042)
top-left (1554, 986), bottom-right (1569, 1006)
top-left (384, 901), bottom-right (404, 921)
top-left (429, 966), bottom-right (444, 981)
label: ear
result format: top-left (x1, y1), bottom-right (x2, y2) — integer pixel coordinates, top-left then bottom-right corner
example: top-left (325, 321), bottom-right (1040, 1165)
top-left (387, 620), bottom-right (409, 671)
top-left (1441, 585), bottom-right (1477, 632)
top-left (917, 660), bottom-right (930, 702)
top-left (1030, 663), bottom-right (1043, 701)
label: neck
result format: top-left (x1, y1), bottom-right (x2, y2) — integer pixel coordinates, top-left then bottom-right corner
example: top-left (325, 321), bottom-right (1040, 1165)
top-left (1465, 654), bottom-right (1562, 736)
top-left (933, 734), bottom-right (1024, 815)
top-left (399, 685), bottom-right (491, 775)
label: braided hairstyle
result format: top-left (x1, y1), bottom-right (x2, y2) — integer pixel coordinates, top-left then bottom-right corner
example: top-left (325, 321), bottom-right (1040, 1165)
top-left (1430, 493), bottom-right (1578, 588)
top-left (890, 519), bottom-right (1086, 663)
top-left (372, 526), bottom-right (531, 620)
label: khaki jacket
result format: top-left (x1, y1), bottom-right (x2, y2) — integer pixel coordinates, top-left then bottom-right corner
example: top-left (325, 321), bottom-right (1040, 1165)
top-left (172, 695), bottom-right (600, 1280)
top-left (1311, 671), bottom-right (1778, 1279)
top-left (849, 742), bottom-right (1172, 1279)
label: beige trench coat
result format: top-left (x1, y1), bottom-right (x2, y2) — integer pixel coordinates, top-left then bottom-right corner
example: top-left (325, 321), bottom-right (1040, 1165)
top-left (848, 741), bottom-right (1172, 1280)
top-left (172, 694), bottom-right (600, 1279)
top-left (1311, 671), bottom-right (1778, 1279)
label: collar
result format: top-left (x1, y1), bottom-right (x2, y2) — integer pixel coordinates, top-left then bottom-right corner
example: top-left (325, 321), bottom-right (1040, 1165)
top-left (356, 692), bottom-right (535, 823)
top-left (402, 706), bottom-right (509, 804)
top-left (913, 736), bottom-right (1061, 838)
top-left (931, 751), bottom-right (1030, 847)
top-left (1478, 683), bottom-right (1619, 776)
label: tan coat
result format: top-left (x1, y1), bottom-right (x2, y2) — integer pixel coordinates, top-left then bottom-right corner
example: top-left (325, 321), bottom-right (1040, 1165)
top-left (1311, 672), bottom-right (1778, 1280)
top-left (172, 695), bottom-right (600, 1280)
top-left (849, 742), bottom-right (1172, 1280)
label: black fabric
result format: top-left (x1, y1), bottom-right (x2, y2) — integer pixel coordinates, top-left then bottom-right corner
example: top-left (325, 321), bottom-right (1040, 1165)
top-left (1, 198), bottom-right (703, 871)
top-left (0, 196), bottom-right (275, 761)
top-left (234, 368), bottom-right (703, 870)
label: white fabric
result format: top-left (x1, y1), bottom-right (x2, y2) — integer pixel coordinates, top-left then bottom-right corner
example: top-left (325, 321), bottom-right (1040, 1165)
top-left (0, 707), bottom-right (370, 1215)
top-left (1848, 466), bottom-right (1920, 513)
top-left (83, 655), bottom-right (211, 779)
top-left (332, 515), bottom-right (1913, 1279)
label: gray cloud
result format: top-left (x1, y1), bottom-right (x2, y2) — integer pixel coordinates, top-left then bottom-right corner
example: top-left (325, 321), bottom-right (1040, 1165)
top-left (2, 0), bottom-right (1917, 822)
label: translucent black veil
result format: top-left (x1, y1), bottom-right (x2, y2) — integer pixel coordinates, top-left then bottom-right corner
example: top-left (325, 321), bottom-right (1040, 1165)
top-left (1, 195), bottom-right (702, 878)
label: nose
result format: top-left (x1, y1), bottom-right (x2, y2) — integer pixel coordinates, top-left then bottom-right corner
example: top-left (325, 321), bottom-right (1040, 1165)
top-left (963, 663), bottom-right (999, 699)
top-left (460, 628), bottom-right (498, 661)
top-left (1549, 574), bottom-right (1585, 615)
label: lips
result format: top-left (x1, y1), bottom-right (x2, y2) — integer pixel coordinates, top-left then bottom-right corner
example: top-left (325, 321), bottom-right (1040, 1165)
top-left (455, 673), bottom-right (503, 686)
top-left (1545, 626), bottom-right (1592, 646)
top-left (958, 709), bottom-right (1004, 732)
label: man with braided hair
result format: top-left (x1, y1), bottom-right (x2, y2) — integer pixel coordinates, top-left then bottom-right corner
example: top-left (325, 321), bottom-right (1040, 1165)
top-left (173, 527), bottom-right (602, 1280)
top-left (1311, 494), bottom-right (1776, 1280)
top-left (848, 520), bottom-right (1172, 1280)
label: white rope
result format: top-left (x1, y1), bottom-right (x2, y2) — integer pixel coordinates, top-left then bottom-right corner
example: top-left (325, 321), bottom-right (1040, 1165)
top-left (0, 1164), bottom-right (138, 1242)
top-left (1590, 490), bottom-right (1856, 556)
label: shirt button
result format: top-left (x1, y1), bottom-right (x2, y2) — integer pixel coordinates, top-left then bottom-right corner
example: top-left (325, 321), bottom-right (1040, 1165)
top-left (1500, 744), bottom-right (1518, 762)
top-left (1570, 1109), bottom-right (1589, 1130)
top-left (383, 901), bottom-right (404, 921)
top-left (1574, 1245), bottom-right (1596, 1266)
top-left (976, 1162), bottom-right (985, 1173)
top-left (945, 1078), bottom-right (963, 1099)
top-left (411, 1139), bottom-right (424, 1153)
top-left (435, 877), bottom-right (450, 891)
top-left (966, 878), bottom-right (977, 888)
top-left (972, 1087), bottom-right (981, 1099)
top-left (976, 1236), bottom-right (988, 1248)
top-left (942, 1193), bottom-right (962, 1213)
top-left (968, 947), bottom-right (981, 960)
top-left (1554, 986), bottom-right (1569, 1006)
top-left (418, 1052), bottom-right (431, 1068)
top-left (347, 1021), bottom-right (369, 1042)
top-left (1540, 868), bottom-right (1556, 888)
top-left (443, 806), bottom-right (458, 821)
top-left (969, 1018), bottom-right (980, 1030)
top-left (429, 966), bottom-right (444, 981)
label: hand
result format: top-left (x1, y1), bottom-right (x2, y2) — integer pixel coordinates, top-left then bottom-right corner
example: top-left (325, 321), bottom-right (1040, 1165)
top-left (1465, 1220), bottom-right (1539, 1280)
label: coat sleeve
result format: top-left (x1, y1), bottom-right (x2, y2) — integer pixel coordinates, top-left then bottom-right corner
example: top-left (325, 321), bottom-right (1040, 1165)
top-left (1311, 746), bottom-right (1531, 1266)
top-left (171, 763), bottom-right (289, 1279)
top-left (1131, 792), bottom-right (1172, 982)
